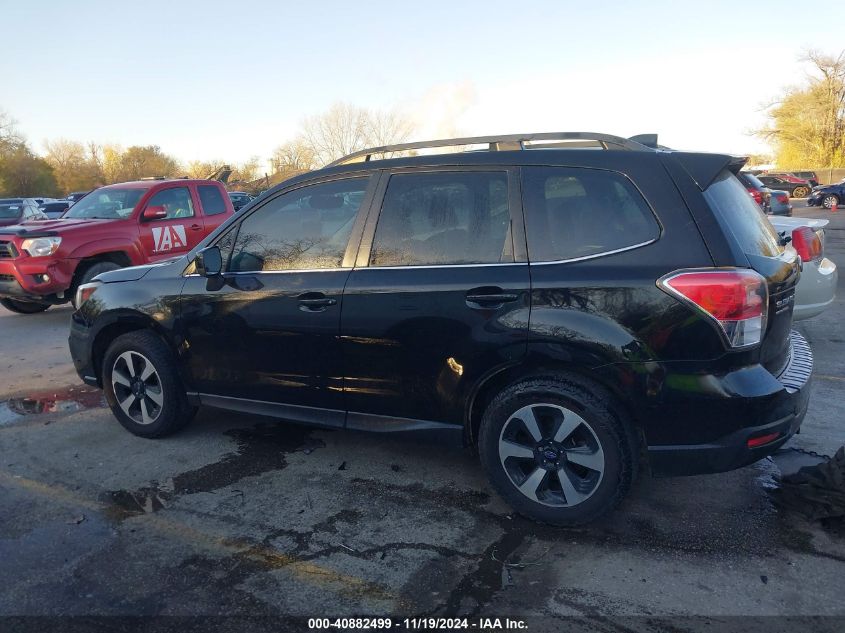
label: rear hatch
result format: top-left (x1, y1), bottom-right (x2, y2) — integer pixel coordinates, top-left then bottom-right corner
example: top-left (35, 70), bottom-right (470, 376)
top-left (702, 170), bottom-right (800, 375)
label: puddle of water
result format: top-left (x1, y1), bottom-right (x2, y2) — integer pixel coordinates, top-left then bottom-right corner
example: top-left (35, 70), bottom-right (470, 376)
top-left (0, 385), bottom-right (104, 425)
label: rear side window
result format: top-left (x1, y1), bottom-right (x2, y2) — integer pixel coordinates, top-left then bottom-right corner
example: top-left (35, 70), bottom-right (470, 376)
top-left (703, 171), bottom-right (783, 257)
top-left (145, 187), bottom-right (194, 220)
top-left (522, 167), bottom-right (659, 262)
top-left (198, 185), bottom-right (227, 216)
top-left (370, 171), bottom-right (512, 266)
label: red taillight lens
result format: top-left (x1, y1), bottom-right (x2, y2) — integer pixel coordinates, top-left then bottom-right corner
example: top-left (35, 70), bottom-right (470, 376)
top-left (747, 188), bottom-right (762, 205)
top-left (747, 432), bottom-right (781, 448)
top-left (775, 193), bottom-right (789, 204)
top-left (658, 269), bottom-right (768, 348)
top-left (791, 227), bottom-right (822, 262)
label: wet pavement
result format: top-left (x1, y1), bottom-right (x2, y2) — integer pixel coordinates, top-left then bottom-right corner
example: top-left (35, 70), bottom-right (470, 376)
top-left (0, 202), bottom-right (843, 624)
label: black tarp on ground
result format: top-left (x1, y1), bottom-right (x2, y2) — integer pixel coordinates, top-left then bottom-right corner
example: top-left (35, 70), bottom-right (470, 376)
top-left (773, 446), bottom-right (845, 520)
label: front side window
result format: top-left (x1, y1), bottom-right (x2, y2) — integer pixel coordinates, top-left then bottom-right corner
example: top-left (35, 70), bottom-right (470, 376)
top-left (145, 187), bottom-right (195, 220)
top-left (229, 178), bottom-right (369, 272)
top-left (198, 185), bottom-right (227, 216)
top-left (370, 171), bottom-right (511, 266)
top-left (522, 167), bottom-right (660, 262)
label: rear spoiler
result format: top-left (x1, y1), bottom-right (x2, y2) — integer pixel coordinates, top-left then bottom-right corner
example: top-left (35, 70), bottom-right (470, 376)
top-left (671, 153), bottom-right (749, 191)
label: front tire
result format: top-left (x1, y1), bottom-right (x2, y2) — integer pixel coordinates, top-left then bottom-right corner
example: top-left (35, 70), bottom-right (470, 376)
top-left (792, 186), bottom-right (809, 198)
top-left (72, 261), bottom-right (121, 308)
top-left (0, 298), bottom-right (51, 314)
top-left (822, 194), bottom-right (840, 209)
top-left (478, 374), bottom-right (637, 526)
top-left (102, 330), bottom-right (197, 438)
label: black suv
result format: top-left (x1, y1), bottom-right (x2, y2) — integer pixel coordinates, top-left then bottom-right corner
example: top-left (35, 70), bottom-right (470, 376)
top-left (68, 132), bottom-right (813, 525)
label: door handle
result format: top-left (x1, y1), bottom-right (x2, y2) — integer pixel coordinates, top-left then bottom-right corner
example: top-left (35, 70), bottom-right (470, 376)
top-left (189, 224), bottom-right (202, 231)
top-left (465, 287), bottom-right (519, 308)
top-left (297, 293), bottom-right (337, 312)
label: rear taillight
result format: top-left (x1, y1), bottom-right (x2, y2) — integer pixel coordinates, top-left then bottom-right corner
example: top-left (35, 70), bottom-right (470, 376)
top-left (747, 188), bottom-right (762, 205)
top-left (658, 269), bottom-right (768, 348)
top-left (791, 227), bottom-right (822, 262)
top-left (775, 193), bottom-right (789, 204)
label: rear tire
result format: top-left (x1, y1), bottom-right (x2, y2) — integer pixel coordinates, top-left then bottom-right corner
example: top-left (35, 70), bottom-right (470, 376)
top-left (822, 194), bottom-right (840, 209)
top-left (0, 298), bottom-right (51, 314)
top-left (792, 186), bottom-right (809, 198)
top-left (478, 374), bottom-right (637, 526)
top-left (102, 330), bottom-right (197, 438)
top-left (72, 261), bottom-right (121, 308)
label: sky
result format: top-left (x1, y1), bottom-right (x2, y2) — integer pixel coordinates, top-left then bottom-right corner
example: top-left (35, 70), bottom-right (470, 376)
top-left (3, 0), bottom-right (843, 168)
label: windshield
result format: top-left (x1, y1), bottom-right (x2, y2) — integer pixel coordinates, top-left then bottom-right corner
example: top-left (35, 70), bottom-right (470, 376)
top-left (0, 204), bottom-right (23, 219)
top-left (742, 172), bottom-right (766, 189)
top-left (64, 188), bottom-right (147, 219)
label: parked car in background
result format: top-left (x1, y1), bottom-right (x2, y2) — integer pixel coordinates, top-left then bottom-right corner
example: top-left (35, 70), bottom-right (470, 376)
top-left (66, 191), bottom-right (91, 204)
top-left (228, 191), bottom-right (253, 211)
top-left (68, 132), bottom-right (812, 526)
top-left (768, 189), bottom-right (792, 216)
top-left (790, 171), bottom-right (820, 188)
top-left (0, 179), bottom-right (234, 314)
top-left (807, 181), bottom-right (845, 209)
top-left (757, 175), bottom-right (812, 198)
top-left (0, 198), bottom-right (49, 226)
top-left (38, 200), bottom-right (71, 219)
top-left (736, 172), bottom-right (771, 213)
top-left (769, 216), bottom-right (837, 320)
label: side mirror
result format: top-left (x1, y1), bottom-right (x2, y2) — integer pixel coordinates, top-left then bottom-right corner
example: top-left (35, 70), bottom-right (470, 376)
top-left (195, 245), bottom-right (222, 277)
top-left (142, 205), bottom-right (167, 221)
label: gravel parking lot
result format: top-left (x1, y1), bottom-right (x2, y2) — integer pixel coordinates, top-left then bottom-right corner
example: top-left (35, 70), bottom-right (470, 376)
top-left (1, 202), bottom-right (844, 627)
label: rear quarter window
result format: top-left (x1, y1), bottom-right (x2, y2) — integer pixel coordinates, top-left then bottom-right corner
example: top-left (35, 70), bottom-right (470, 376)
top-left (521, 166), bottom-right (660, 262)
top-left (198, 185), bottom-right (228, 216)
top-left (703, 171), bottom-right (783, 257)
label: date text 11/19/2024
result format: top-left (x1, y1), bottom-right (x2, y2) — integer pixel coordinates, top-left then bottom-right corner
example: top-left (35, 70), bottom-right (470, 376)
top-left (307, 617), bottom-right (529, 630)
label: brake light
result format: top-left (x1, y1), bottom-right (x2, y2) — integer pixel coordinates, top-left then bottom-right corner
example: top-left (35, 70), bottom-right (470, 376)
top-left (747, 188), bottom-right (762, 205)
top-left (775, 192), bottom-right (789, 204)
top-left (658, 269), bottom-right (768, 348)
top-left (747, 432), bottom-right (781, 448)
top-left (791, 227), bottom-right (822, 262)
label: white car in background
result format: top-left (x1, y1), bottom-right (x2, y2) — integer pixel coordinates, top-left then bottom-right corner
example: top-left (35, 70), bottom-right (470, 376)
top-left (769, 216), bottom-right (838, 320)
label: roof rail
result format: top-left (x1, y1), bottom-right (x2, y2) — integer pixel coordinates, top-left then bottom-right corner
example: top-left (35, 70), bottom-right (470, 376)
top-left (327, 132), bottom-right (656, 167)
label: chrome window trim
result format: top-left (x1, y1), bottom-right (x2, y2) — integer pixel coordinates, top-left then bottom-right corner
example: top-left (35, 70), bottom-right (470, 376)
top-left (364, 262), bottom-right (528, 271)
top-left (184, 266), bottom-right (351, 277)
top-left (528, 238), bottom-right (657, 266)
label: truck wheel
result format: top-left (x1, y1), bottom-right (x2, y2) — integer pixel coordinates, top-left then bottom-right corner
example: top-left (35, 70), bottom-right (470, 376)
top-left (0, 298), bottom-right (51, 314)
top-left (478, 374), bottom-right (637, 526)
top-left (72, 261), bottom-right (121, 308)
top-left (102, 330), bottom-right (197, 438)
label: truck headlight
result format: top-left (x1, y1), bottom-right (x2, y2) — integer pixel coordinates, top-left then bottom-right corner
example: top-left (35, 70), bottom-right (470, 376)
top-left (21, 237), bottom-right (61, 257)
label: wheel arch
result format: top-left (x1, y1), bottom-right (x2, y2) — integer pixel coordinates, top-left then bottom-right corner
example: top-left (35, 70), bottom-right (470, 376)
top-left (90, 312), bottom-right (178, 387)
top-left (70, 251), bottom-right (134, 295)
top-left (464, 360), bottom-right (644, 449)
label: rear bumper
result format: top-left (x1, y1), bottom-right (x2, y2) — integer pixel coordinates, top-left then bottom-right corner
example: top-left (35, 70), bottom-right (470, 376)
top-left (647, 330), bottom-right (813, 476)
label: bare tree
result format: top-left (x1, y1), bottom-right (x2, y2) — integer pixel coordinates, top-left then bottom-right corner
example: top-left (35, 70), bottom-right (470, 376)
top-left (272, 139), bottom-right (318, 172)
top-left (277, 102), bottom-right (416, 168)
top-left (0, 109), bottom-right (24, 156)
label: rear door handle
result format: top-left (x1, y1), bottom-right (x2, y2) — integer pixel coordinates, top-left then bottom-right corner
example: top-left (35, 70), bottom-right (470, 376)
top-left (189, 224), bottom-right (202, 231)
top-left (297, 292), bottom-right (337, 312)
top-left (466, 287), bottom-right (519, 308)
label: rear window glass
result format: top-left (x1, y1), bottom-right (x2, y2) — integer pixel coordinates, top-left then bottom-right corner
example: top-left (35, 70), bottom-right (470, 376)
top-left (703, 171), bottom-right (784, 258)
top-left (521, 167), bottom-right (660, 262)
top-left (739, 172), bottom-right (766, 189)
top-left (199, 185), bottom-right (227, 216)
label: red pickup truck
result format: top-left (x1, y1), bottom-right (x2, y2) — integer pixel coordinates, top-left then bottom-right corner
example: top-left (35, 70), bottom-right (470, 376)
top-left (0, 179), bottom-right (234, 313)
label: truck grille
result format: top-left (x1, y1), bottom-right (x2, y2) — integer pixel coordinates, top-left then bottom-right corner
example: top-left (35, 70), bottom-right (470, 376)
top-left (0, 274), bottom-right (15, 282)
top-left (0, 241), bottom-right (18, 258)
top-left (778, 330), bottom-right (813, 394)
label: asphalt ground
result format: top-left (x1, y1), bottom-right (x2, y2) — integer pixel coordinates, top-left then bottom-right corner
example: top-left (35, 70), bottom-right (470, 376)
top-left (1, 200), bottom-right (843, 631)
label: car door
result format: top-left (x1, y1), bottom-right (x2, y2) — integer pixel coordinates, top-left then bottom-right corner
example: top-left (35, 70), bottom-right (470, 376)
top-left (138, 185), bottom-right (205, 261)
top-left (196, 183), bottom-right (231, 234)
top-left (179, 175), bottom-right (377, 424)
top-left (340, 167), bottom-right (530, 430)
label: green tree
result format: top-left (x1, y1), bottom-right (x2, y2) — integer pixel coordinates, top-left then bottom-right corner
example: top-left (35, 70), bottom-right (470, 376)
top-left (43, 138), bottom-right (103, 194)
top-left (0, 146), bottom-right (60, 196)
top-left (759, 50), bottom-right (845, 170)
